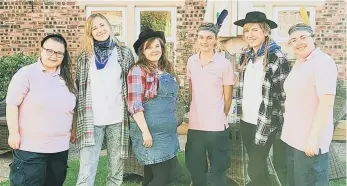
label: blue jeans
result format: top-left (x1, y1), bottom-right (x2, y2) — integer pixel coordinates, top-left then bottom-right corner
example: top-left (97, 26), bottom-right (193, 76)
top-left (77, 124), bottom-right (123, 186)
top-left (286, 144), bottom-right (329, 186)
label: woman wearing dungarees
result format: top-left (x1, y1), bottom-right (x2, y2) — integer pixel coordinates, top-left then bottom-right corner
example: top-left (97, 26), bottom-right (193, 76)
top-left (127, 28), bottom-right (180, 186)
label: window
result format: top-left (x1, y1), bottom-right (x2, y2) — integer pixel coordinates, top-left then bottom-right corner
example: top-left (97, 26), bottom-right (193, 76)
top-left (272, 6), bottom-right (316, 41)
top-left (135, 7), bottom-right (177, 63)
top-left (85, 7), bottom-right (127, 44)
top-left (253, 6), bottom-right (265, 13)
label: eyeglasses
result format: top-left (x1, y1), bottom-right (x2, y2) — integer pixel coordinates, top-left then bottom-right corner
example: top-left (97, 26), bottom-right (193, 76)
top-left (42, 47), bottom-right (65, 58)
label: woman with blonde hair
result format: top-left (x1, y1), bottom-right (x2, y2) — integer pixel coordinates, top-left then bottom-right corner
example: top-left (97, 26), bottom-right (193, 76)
top-left (127, 28), bottom-right (180, 186)
top-left (233, 11), bottom-right (291, 186)
top-left (75, 13), bottom-right (135, 186)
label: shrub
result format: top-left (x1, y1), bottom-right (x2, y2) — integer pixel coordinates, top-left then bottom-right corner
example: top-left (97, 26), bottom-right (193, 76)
top-left (0, 53), bottom-right (36, 101)
top-left (334, 78), bottom-right (346, 124)
top-left (140, 12), bottom-right (168, 33)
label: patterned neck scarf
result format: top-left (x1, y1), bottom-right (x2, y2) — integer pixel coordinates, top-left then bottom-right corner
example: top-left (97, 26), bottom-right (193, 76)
top-left (94, 37), bottom-right (116, 70)
top-left (246, 39), bottom-right (281, 61)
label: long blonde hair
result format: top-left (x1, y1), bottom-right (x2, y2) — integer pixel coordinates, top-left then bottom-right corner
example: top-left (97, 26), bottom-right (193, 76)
top-left (82, 13), bottom-right (121, 56)
top-left (240, 22), bottom-right (271, 72)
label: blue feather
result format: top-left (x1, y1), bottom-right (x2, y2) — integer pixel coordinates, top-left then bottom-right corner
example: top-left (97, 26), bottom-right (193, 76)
top-left (216, 9), bottom-right (228, 28)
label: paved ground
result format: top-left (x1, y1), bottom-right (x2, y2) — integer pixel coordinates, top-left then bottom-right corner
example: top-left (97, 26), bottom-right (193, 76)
top-left (0, 137), bottom-right (345, 183)
top-left (0, 152), bottom-right (11, 182)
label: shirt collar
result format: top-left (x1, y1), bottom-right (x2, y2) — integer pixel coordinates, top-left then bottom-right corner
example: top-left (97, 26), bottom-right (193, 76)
top-left (37, 58), bottom-right (61, 76)
top-left (298, 47), bottom-right (320, 63)
top-left (193, 52), bottom-right (220, 64)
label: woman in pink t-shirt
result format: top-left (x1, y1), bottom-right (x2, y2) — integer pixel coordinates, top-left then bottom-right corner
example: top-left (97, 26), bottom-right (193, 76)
top-left (6, 34), bottom-right (76, 186)
top-left (281, 23), bottom-right (337, 186)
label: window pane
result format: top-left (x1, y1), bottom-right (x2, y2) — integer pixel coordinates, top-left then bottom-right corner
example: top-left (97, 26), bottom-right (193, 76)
top-left (277, 10), bottom-right (311, 37)
top-left (140, 11), bottom-right (172, 37)
top-left (91, 11), bottom-right (124, 38)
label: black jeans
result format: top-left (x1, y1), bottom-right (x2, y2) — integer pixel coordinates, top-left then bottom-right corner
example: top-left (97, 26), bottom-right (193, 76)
top-left (9, 149), bottom-right (69, 186)
top-left (185, 129), bottom-right (231, 186)
top-left (142, 157), bottom-right (176, 186)
top-left (273, 137), bottom-right (288, 185)
top-left (240, 120), bottom-right (275, 186)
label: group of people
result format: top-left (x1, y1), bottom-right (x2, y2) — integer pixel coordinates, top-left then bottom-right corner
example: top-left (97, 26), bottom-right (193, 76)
top-left (5, 10), bottom-right (337, 186)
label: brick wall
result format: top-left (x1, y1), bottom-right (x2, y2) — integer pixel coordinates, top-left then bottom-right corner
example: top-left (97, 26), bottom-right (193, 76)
top-left (315, 0), bottom-right (346, 79)
top-left (0, 0), bottom-right (85, 65)
top-left (0, 0), bottom-right (344, 82)
top-left (175, 0), bottom-right (205, 96)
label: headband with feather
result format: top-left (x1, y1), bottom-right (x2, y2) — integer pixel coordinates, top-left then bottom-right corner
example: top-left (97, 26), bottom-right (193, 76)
top-left (199, 9), bottom-right (228, 35)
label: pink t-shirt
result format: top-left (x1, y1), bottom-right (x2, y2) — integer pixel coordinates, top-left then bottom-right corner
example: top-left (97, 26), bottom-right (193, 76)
top-left (187, 53), bottom-right (235, 131)
top-left (6, 61), bottom-right (76, 153)
top-left (281, 48), bottom-right (337, 154)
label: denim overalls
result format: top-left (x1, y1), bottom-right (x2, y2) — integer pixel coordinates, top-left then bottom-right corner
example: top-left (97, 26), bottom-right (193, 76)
top-left (130, 72), bottom-right (180, 165)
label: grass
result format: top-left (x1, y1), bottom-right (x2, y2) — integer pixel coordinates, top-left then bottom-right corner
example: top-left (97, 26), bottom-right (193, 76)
top-left (0, 152), bottom-right (190, 186)
top-left (0, 152), bottom-right (346, 186)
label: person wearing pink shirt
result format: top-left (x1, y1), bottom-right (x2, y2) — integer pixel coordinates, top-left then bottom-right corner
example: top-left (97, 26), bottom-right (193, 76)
top-left (6, 34), bottom-right (77, 186)
top-left (185, 11), bottom-right (235, 186)
top-left (281, 23), bottom-right (337, 186)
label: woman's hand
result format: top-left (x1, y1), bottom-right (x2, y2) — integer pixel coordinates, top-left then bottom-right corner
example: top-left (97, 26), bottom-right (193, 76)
top-left (304, 135), bottom-right (319, 157)
top-left (70, 128), bottom-right (77, 144)
top-left (142, 131), bottom-right (153, 148)
top-left (8, 133), bottom-right (21, 149)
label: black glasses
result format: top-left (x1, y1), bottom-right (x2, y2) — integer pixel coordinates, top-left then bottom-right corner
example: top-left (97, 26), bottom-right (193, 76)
top-left (42, 47), bottom-right (65, 58)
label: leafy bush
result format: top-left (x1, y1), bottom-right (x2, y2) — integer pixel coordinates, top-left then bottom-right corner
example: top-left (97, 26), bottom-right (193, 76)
top-left (0, 53), bottom-right (36, 101)
top-left (141, 12), bottom-right (169, 33)
top-left (334, 78), bottom-right (346, 124)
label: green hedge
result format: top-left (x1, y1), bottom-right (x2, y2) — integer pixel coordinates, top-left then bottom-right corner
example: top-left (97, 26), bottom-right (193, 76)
top-left (0, 53), bottom-right (36, 101)
top-left (334, 78), bottom-right (346, 123)
top-left (141, 12), bottom-right (168, 33)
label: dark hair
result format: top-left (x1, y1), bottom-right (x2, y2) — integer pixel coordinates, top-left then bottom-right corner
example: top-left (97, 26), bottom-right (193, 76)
top-left (132, 37), bottom-right (179, 84)
top-left (41, 34), bottom-right (75, 94)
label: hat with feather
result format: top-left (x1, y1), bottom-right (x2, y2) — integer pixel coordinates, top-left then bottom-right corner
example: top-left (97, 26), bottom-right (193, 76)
top-left (198, 9), bottom-right (228, 36)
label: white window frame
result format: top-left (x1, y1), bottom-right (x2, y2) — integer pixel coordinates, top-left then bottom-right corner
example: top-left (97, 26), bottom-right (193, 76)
top-left (85, 6), bottom-right (127, 44)
top-left (272, 6), bottom-right (316, 42)
top-left (134, 7), bottom-right (177, 43)
top-left (253, 6), bottom-right (265, 13)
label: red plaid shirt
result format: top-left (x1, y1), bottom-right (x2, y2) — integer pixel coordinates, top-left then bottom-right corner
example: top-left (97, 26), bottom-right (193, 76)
top-left (127, 66), bottom-right (158, 115)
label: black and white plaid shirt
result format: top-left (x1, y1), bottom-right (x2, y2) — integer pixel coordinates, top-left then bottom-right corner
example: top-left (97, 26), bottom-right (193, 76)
top-left (236, 49), bottom-right (291, 146)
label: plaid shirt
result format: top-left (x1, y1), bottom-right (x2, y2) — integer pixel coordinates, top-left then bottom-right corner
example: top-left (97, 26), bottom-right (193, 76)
top-left (236, 50), bottom-right (291, 146)
top-left (75, 45), bottom-right (135, 159)
top-left (127, 66), bottom-right (158, 115)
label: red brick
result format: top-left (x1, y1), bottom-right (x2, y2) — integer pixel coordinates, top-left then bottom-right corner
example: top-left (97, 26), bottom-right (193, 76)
top-left (0, 0), bottom-right (85, 68)
top-left (316, 0), bottom-right (346, 79)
